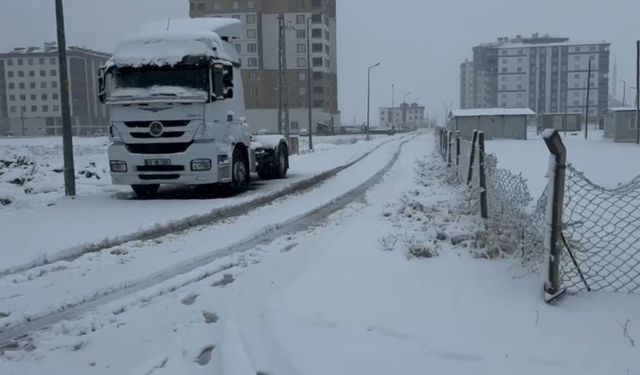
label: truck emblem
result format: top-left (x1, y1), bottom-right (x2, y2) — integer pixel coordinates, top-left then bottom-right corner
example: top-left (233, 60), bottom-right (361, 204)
top-left (149, 121), bottom-right (165, 137)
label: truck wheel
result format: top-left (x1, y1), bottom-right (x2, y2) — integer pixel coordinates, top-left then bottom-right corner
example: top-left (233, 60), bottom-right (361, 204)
top-left (273, 144), bottom-right (288, 179)
top-left (230, 148), bottom-right (249, 193)
top-left (131, 184), bottom-right (159, 198)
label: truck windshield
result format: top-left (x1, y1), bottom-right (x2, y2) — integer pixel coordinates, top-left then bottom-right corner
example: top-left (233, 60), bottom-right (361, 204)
top-left (110, 64), bottom-right (209, 100)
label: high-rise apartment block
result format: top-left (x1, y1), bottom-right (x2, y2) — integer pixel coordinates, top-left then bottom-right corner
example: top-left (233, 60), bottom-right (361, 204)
top-left (0, 44), bottom-right (110, 136)
top-left (189, 0), bottom-right (339, 133)
top-left (460, 34), bottom-right (610, 119)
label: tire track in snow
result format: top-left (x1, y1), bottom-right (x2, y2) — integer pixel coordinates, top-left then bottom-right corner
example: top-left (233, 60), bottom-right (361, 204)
top-left (0, 135), bottom-right (418, 346)
top-left (0, 135), bottom-right (408, 279)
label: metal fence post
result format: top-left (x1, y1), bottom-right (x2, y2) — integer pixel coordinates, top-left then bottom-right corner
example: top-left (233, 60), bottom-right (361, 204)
top-left (542, 130), bottom-right (567, 303)
top-left (447, 131), bottom-right (453, 167)
top-left (455, 130), bottom-right (461, 168)
top-left (467, 130), bottom-right (478, 185)
top-left (478, 131), bottom-right (488, 219)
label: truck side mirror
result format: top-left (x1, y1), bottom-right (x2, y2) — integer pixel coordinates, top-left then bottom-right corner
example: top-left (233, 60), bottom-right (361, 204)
top-left (98, 66), bottom-right (106, 103)
top-left (212, 64), bottom-right (224, 100)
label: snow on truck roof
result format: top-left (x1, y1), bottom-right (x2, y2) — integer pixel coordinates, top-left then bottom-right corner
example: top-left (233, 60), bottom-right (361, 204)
top-left (450, 108), bottom-right (536, 117)
top-left (110, 18), bottom-right (243, 68)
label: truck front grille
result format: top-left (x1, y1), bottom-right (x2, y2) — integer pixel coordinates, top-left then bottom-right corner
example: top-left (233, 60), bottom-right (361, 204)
top-left (124, 120), bottom-right (190, 128)
top-left (125, 142), bottom-right (192, 155)
top-left (130, 132), bottom-right (186, 139)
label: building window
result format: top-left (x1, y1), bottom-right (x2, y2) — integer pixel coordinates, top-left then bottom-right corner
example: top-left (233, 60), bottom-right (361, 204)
top-left (190, 2), bottom-right (194, 11)
top-left (311, 13), bottom-right (322, 23)
top-left (291, 121), bottom-right (299, 130)
top-left (40, 70), bottom-right (46, 77)
top-left (502, 67), bottom-right (507, 73)
top-left (246, 29), bottom-right (256, 39)
top-left (297, 57), bottom-right (307, 67)
top-left (249, 72), bottom-right (257, 81)
top-left (42, 105), bottom-right (49, 112)
top-left (197, 3), bottom-right (204, 11)
top-left (297, 44), bottom-right (306, 53)
top-left (313, 100), bottom-right (324, 107)
top-left (246, 0), bottom-right (255, 9)
top-left (31, 105), bottom-right (37, 112)
top-left (54, 105), bottom-right (59, 112)
top-left (299, 87), bottom-right (306, 95)
top-left (52, 81), bottom-right (58, 88)
top-left (312, 43), bottom-right (322, 53)
top-left (296, 15), bottom-right (305, 24)
top-left (30, 94), bottom-right (36, 100)
top-left (311, 29), bottom-right (322, 38)
top-left (312, 57), bottom-right (323, 67)
top-left (10, 106), bottom-right (16, 113)
top-left (298, 72), bottom-right (306, 81)
top-left (7, 59), bottom-right (13, 66)
top-left (29, 70), bottom-right (35, 77)
top-left (18, 71), bottom-right (24, 77)
top-left (30, 83), bottom-right (36, 89)
top-left (53, 93), bottom-right (59, 100)
top-left (49, 57), bottom-right (56, 64)
top-left (213, 1), bottom-right (220, 10)
top-left (313, 86), bottom-right (323, 94)
top-left (296, 29), bottom-right (306, 39)
top-left (9, 94), bottom-right (15, 101)
top-left (247, 43), bottom-right (257, 53)
top-left (42, 94), bottom-right (48, 100)
top-left (51, 69), bottom-right (57, 76)
top-left (246, 14), bottom-right (256, 24)
top-left (232, 1), bottom-right (239, 9)
top-left (7, 71), bottom-right (13, 78)
top-left (235, 44), bottom-right (241, 53)
top-left (17, 58), bottom-right (23, 65)
top-left (8, 83), bottom-right (14, 89)
top-left (20, 94), bottom-right (26, 100)
top-left (247, 57), bottom-right (258, 67)
top-left (28, 58), bottom-right (34, 65)
top-left (297, 0), bottom-right (305, 9)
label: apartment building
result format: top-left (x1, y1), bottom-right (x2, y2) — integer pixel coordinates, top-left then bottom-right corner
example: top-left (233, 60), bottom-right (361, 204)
top-left (379, 102), bottom-right (426, 130)
top-left (188, 0), bottom-right (339, 134)
top-left (460, 61), bottom-right (474, 109)
top-left (0, 44), bottom-right (110, 136)
top-left (461, 34), bottom-right (610, 120)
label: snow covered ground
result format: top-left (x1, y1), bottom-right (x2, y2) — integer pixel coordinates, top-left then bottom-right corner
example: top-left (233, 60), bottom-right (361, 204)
top-left (0, 134), bottom-right (396, 274)
top-left (487, 129), bottom-right (640, 197)
top-left (1, 132), bottom-right (638, 375)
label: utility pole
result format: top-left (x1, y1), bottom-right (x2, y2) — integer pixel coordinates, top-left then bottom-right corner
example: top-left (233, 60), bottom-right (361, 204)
top-left (55, 0), bottom-right (76, 196)
top-left (20, 105), bottom-right (25, 136)
top-left (584, 58), bottom-right (592, 140)
top-left (636, 40), bottom-right (640, 144)
top-left (391, 84), bottom-right (395, 130)
top-left (366, 62), bottom-right (380, 141)
top-left (277, 15), bottom-right (290, 142)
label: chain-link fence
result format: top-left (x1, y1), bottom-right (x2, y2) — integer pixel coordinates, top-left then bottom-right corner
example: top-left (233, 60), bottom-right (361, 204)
top-left (434, 127), bottom-right (640, 299)
top-left (561, 166), bottom-right (640, 293)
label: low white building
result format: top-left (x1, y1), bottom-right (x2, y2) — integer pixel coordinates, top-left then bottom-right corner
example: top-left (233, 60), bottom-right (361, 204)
top-left (379, 102), bottom-right (426, 130)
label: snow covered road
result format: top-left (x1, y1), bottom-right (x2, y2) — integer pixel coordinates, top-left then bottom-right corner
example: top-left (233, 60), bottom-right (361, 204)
top-left (0, 134), bottom-right (397, 275)
top-left (1, 133), bottom-right (638, 375)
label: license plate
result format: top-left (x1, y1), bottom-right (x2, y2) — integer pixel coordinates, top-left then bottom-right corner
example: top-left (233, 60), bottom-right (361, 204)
top-left (145, 159), bottom-right (170, 166)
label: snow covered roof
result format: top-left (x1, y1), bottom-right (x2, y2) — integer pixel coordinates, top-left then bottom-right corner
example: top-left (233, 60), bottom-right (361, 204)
top-left (451, 108), bottom-right (536, 118)
top-left (498, 41), bottom-right (609, 49)
top-left (140, 18), bottom-right (244, 40)
top-left (110, 18), bottom-right (242, 68)
top-left (606, 107), bottom-right (638, 113)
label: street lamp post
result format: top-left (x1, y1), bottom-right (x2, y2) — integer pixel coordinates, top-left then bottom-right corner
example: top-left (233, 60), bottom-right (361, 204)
top-left (306, 11), bottom-right (325, 151)
top-left (402, 92), bottom-right (411, 130)
top-left (366, 62), bottom-right (381, 141)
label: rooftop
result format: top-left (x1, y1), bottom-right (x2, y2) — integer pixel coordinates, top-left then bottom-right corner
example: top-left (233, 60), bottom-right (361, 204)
top-left (451, 108), bottom-right (536, 117)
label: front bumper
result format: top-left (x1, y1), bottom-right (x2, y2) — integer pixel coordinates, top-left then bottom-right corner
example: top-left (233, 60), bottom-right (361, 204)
top-left (108, 142), bottom-right (230, 186)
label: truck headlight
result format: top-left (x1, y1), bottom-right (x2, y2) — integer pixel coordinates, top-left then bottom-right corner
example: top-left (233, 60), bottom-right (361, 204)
top-left (110, 160), bottom-right (127, 172)
top-left (191, 159), bottom-right (212, 171)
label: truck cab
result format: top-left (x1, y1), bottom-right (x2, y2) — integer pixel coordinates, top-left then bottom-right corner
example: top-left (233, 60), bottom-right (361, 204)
top-left (99, 18), bottom-right (288, 197)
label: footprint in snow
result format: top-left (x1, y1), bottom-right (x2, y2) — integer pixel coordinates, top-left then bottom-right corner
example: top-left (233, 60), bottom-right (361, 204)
top-left (202, 311), bottom-right (219, 324)
top-left (211, 274), bottom-right (235, 288)
top-left (181, 293), bottom-right (199, 306)
top-left (195, 345), bottom-right (215, 366)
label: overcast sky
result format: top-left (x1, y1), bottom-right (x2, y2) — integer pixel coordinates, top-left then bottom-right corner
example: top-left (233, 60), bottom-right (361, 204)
top-left (1, 0), bottom-right (639, 125)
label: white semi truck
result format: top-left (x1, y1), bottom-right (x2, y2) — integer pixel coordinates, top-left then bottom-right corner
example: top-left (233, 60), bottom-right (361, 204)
top-left (98, 18), bottom-right (289, 197)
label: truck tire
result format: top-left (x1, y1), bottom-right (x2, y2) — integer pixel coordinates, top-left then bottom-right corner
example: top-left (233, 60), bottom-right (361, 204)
top-left (273, 143), bottom-right (288, 179)
top-left (131, 184), bottom-right (160, 198)
top-left (229, 148), bottom-right (249, 193)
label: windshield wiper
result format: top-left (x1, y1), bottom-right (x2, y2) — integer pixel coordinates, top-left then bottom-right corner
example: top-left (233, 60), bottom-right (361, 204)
top-left (150, 93), bottom-right (179, 97)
